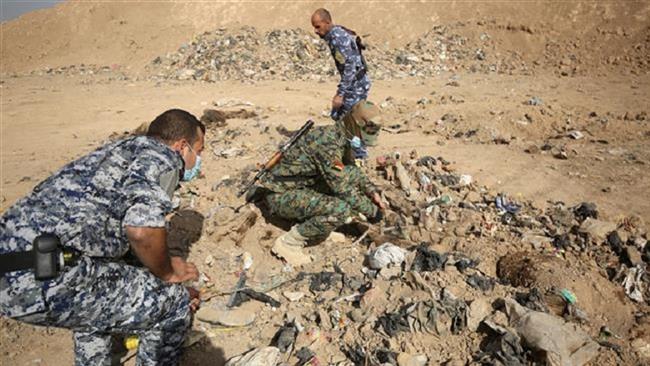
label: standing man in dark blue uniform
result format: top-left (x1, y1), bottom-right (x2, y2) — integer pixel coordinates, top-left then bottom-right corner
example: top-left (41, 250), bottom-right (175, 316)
top-left (312, 8), bottom-right (371, 121)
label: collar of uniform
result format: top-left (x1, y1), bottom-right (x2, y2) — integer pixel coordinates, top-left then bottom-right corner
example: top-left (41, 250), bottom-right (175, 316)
top-left (144, 136), bottom-right (185, 173)
top-left (324, 25), bottom-right (340, 42)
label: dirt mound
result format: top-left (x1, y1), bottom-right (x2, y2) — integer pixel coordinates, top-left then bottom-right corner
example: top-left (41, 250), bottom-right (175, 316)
top-left (2, 1), bottom-right (649, 74)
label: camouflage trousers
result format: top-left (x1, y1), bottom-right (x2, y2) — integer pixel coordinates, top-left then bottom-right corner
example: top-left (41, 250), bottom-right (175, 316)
top-left (10, 256), bottom-right (191, 366)
top-left (265, 188), bottom-right (372, 241)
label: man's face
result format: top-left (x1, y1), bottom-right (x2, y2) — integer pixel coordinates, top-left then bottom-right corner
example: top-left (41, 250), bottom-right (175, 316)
top-left (182, 129), bottom-right (205, 169)
top-left (311, 15), bottom-right (331, 38)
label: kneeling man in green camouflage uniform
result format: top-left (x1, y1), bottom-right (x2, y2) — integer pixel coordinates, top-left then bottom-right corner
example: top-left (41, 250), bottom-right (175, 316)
top-left (260, 101), bottom-right (384, 266)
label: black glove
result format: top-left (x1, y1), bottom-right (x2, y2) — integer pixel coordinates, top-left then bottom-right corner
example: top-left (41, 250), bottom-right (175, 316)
top-left (368, 208), bottom-right (383, 224)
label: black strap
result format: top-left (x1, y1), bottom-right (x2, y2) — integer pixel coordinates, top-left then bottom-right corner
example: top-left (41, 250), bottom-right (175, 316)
top-left (0, 250), bottom-right (34, 275)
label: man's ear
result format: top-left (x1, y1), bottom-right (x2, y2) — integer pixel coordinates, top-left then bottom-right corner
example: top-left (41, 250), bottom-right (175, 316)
top-left (170, 139), bottom-right (188, 152)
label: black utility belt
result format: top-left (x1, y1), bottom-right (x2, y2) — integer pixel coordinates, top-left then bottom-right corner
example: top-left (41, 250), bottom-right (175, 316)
top-left (0, 234), bottom-right (79, 280)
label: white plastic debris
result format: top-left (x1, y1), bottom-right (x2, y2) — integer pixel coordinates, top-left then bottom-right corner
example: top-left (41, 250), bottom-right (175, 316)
top-left (622, 265), bottom-right (646, 303)
top-left (568, 130), bottom-right (584, 140)
top-left (459, 174), bottom-right (472, 186)
top-left (367, 243), bottom-right (407, 269)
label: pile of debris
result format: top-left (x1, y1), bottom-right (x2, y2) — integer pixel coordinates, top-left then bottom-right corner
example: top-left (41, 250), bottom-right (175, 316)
top-left (146, 23), bottom-right (533, 83)
top-left (184, 134), bottom-right (649, 365)
top-left (147, 21), bottom-right (649, 83)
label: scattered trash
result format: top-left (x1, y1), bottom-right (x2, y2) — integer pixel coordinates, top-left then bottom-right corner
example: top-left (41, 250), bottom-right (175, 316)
top-left (573, 202), bottom-right (598, 221)
top-left (309, 272), bottom-right (342, 293)
top-left (559, 289), bottom-right (577, 305)
top-left (410, 245), bottom-right (448, 272)
top-left (477, 320), bottom-right (530, 365)
top-left (578, 218), bottom-right (617, 243)
top-left (229, 288), bottom-right (281, 308)
top-left (367, 243), bottom-right (407, 269)
top-left (527, 96), bottom-right (543, 106)
top-left (515, 288), bottom-right (549, 313)
top-left (568, 130), bottom-right (584, 140)
top-left (272, 323), bottom-right (297, 353)
top-left (622, 265), bottom-right (646, 302)
top-left (459, 174), bottom-right (472, 186)
top-left (495, 194), bottom-right (521, 214)
top-left (504, 299), bottom-right (600, 366)
top-left (296, 347), bottom-right (318, 366)
top-left (466, 274), bottom-right (496, 292)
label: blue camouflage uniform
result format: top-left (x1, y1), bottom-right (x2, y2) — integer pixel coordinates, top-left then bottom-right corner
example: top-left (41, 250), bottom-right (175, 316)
top-left (0, 136), bottom-right (190, 366)
top-left (325, 25), bottom-right (371, 120)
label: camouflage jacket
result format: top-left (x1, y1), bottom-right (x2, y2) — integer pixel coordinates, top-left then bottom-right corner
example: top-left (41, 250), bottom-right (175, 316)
top-left (325, 25), bottom-right (371, 98)
top-left (0, 136), bottom-right (182, 317)
top-left (260, 125), bottom-right (376, 199)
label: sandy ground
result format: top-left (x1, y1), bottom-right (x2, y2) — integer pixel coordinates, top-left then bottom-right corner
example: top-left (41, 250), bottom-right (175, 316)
top-left (0, 71), bottom-right (648, 365)
top-left (1, 1), bottom-right (649, 364)
top-left (2, 73), bottom-right (649, 222)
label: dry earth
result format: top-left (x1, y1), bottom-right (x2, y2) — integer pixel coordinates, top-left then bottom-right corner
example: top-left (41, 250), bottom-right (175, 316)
top-left (1, 1), bottom-right (650, 366)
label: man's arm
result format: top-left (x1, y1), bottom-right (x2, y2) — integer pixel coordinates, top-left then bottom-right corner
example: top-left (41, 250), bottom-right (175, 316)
top-left (335, 34), bottom-right (359, 98)
top-left (125, 226), bottom-right (198, 283)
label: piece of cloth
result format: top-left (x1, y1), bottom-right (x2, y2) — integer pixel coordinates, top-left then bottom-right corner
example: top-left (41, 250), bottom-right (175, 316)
top-left (261, 125), bottom-right (377, 240)
top-left (325, 25), bottom-right (371, 120)
top-left (1, 136), bottom-right (188, 364)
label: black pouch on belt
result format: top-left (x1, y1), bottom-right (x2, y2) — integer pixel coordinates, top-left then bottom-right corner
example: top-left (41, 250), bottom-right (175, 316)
top-left (0, 234), bottom-right (64, 280)
top-left (33, 234), bottom-right (61, 280)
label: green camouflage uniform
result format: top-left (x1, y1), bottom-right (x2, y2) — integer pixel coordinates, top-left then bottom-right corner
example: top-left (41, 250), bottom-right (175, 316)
top-left (261, 124), bottom-right (378, 240)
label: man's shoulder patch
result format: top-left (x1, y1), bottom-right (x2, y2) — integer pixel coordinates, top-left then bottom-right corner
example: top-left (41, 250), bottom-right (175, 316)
top-left (334, 50), bottom-right (346, 64)
top-left (332, 160), bottom-right (345, 171)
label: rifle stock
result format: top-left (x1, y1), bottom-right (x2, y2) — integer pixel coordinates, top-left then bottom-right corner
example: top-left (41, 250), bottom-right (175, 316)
top-left (237, 119), bottom-right (315, 199)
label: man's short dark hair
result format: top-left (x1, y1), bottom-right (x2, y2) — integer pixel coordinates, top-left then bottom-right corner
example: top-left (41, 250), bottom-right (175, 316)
top-left (146, 109), bottom-right (206, 144)
top-left (314, 8), bottom-right (331, 22)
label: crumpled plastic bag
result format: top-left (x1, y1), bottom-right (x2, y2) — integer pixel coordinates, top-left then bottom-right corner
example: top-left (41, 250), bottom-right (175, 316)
top-left (504, 299), bottom-right (599, 366)
top-left (225, 346), bottom-right (281, 366)
top-left (367, 242), bottom-right (407, 269)
top-left (622, 264), bottom-right (646, 303)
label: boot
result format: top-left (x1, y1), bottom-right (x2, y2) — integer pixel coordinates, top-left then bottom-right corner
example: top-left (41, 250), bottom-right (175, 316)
top-left (272, 226), bottom-right (312, 266)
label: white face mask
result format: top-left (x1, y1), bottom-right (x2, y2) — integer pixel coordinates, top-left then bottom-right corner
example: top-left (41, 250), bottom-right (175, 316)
top-left (182, 144), bottom-right (201, 181)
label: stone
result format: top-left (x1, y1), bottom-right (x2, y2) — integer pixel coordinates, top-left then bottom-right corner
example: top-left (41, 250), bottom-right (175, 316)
top-left (379, 265), bottom-right (402, 279)
top-left (196, 307), bottom-right (256, 327)
top-left (625, 246), bottom-right (643, 266)
top-left (467, 298), bottom-right (492, 331)
top-left (579, 218), bottom-right (617, 242)
top-left (631, 338), bottom-right (650, 361)
top-left (348, 309), bottom-right (366, 323)
top-left (465, 191), bottom-right (482, 203)
top-left (397, 353), bottom-right (428, 366)
top-left (225, 347), bottom-right (281, 366)
top-left (360, 287), bottom-right (382, 309)
top-left (327, 231), bottom-right (346, 243)
top-left (283, 291), bottom-right (305, 302)
top-left (204, 254), bottom-right (215, 267)
top-left (522, 233), bottom-right (552, 250)
top-left (318, 309), bottom-right (332, 330)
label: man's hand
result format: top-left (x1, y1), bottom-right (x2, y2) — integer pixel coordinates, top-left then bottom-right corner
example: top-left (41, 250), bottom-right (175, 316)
top-left (332, 94), bottom-right (344, 110)
top-left (370, 191), bottom-right (386, 210)
top-left (164, 256), bottom-right (199, 284)
top-left (187, 286), bottom-right (201, 313)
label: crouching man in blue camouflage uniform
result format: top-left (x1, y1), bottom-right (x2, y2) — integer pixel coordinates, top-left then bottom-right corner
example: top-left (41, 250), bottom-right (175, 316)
top-left (260, 101), bottom-right (384, 266)
top-left (312, 8), bottom-right (371, 121)
top-left (0, 109), bottom-right (205, 365)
